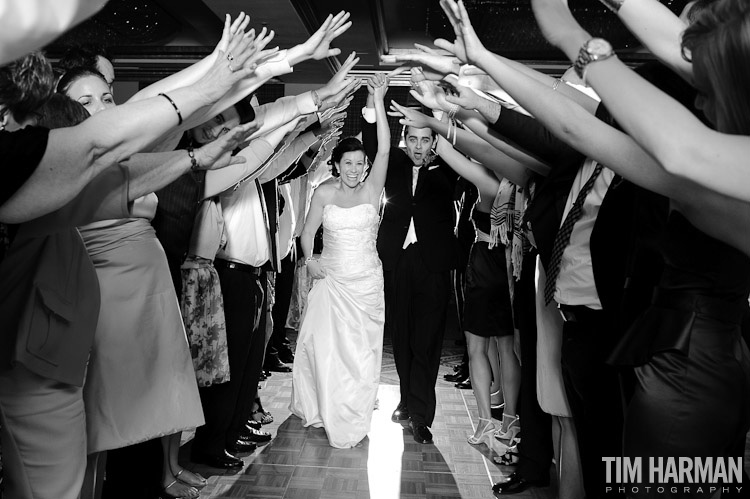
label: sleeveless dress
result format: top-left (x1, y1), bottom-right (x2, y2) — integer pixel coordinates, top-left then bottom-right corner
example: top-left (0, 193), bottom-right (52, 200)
top-left (80, 212), bottom-right (204, 453)
top-left (290, 203), bottom-right (385, 448)
top-left (612, 212), bottom-right (750, 497)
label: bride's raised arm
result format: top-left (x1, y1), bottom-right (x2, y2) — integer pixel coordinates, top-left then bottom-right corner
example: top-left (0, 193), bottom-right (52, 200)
top-left (364, 73), bottom-right (391, 196)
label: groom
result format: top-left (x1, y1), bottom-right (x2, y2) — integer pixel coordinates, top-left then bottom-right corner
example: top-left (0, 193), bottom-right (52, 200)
top-left (362, 100), bottom-right (458, 444)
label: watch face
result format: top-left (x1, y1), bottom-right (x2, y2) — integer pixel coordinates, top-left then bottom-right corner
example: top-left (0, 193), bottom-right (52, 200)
top-left (586, 38), bottom-right (613, 57)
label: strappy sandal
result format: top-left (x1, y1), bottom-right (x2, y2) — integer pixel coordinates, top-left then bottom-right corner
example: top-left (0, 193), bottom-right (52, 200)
top-left (161, 479), bottom-right (198, 499)
top-left (467, 417), bottom-right (496, 445)
top-left (252, 397), bottom-right (274, 424)
top-left (173, 468), bottom-right (207, 489)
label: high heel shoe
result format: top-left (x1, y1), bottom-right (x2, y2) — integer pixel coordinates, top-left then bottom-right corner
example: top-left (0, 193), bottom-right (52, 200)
top-left (492, 414), bottom-right (520, 454)
top-left (467, 417), bottom-right (496, 445)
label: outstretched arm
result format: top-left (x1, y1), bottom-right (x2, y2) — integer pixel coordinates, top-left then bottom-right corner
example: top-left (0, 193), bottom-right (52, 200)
top-left (525, 0), bottom-right (750, 203)
top-left (608, 0), bottom-right (693, 82)
top-left (434, 135), bottom-right (501, 200)
top-left (364, 74), bottom-right (391, 196)
top-left (407, 77), bottom-right (550, 175)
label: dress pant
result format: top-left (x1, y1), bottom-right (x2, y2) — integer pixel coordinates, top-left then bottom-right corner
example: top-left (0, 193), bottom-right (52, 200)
top-left (270, 252), bottom-right (295, 352)
top-left (388, 243), bottom-right (451, 426)
top-left (514, 252), bottom-right (553, 483)
top-left (0, 364), bottom-right (86, 499)
top-left (192, 259), bottom-right (266, 456)
top-left (560, 308), bottom-right (624, 499)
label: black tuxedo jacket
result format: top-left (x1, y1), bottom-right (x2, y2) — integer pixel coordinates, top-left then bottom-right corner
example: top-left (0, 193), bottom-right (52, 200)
top-left (362, 119), bottom-right (459, 272)
top-left (492, 108), bottom-right (667, 330)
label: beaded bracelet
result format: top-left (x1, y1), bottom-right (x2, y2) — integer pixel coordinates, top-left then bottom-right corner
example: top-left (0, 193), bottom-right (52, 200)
top-left (158, 93), bottom-right (183, 125)
top-left (187, 146), bottom-right (200, 171)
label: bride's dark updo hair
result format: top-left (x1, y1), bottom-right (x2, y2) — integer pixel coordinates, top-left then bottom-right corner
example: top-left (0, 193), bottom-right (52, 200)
top-left (328, 136), bottom-right (365, 178)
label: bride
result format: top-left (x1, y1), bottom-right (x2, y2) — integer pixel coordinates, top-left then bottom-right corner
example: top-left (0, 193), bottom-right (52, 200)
top-left (290, 73), bottom-right (390, 448)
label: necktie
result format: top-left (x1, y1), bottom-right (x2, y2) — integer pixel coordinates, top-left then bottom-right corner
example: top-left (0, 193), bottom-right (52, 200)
top-left (543, 163), bottom-right (604, 305)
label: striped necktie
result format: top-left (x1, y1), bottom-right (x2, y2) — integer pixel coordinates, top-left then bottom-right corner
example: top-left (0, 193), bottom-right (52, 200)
top-left (544, 163), bottom-right (604, 305)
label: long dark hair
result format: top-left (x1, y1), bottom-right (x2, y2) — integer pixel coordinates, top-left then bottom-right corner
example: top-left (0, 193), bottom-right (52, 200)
top-left (682, 0), bottom-right (750, 134)
top-left (56, 67), bottom-right (108, 96)
top-left (328, 136), bottom-right (366, 178)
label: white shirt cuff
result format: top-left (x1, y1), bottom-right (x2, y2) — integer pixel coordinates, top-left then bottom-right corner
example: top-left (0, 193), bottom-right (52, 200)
top-left (361, 107), bottom-right (376, 124)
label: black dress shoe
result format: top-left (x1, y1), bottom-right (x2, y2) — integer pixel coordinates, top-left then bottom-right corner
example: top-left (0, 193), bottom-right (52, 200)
top-left (245, 420), bottom-right (262, 431)
top-left (444, 363), bottom-right (468, 382)
top-left (240, 426), bottom-right (272, 443)
top-left (191, 450), bottom-right (243, 469)
top-left (492, 472), bottom-right (548, 495)
top-left (409, 420), bottom-right (433, 444)
top-left (227, 438), bottom-right (257, 454)
top-left (264, 357), bottom-right (292, 373)
top-left (444, 370), bottom-right (469, 383)
top-left (455, 378), bottom-right (472, 389)
top-left (277, 345), bottom-right (295, 363)
top-left (391, 403), bottom-right (409, 423)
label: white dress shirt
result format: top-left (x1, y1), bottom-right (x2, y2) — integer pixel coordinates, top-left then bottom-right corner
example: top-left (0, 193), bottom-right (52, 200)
top-left (553, 159), bottom-right (614, 309)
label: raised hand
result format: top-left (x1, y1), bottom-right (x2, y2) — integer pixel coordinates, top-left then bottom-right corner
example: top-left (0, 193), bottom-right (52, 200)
top-left (319, 52), bottom-right (360, 108)
top-left (288, 11), bottom-right (352, 65)
top-left (443, 80), bottom-right (484, 112)
top-left (381, 44), bottom-right (460, 80)
top-left (195, 121), bottom-right (260, 170)
top-left (195, 30), bottom-right (267, 100)
top-left (245, 27), bottom-right (280, 69)
top-left (408, 69), bottom-right (450, 112)
top-left (437, 0), bottom-right (488, 66)
top-left (388, 100), bottom-right (432, 130)
top-left (369, 73), bottom-right (389, 102)
top-left (320, 77), bottom-right (360, 112)
top-left (215, 12), bottom-right (252, 54)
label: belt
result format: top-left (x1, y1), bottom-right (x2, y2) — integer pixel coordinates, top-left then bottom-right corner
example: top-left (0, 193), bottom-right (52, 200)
top-left (214, 258), bottom-right (264, 276)
top-left (558, 304), bottom-right (606, 323)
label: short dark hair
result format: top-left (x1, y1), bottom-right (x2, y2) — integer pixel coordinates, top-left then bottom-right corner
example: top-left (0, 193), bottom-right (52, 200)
top-left (38, 93), bottom-right (90, 129)
top-left (0, 52), bottom-right (56, 124)
top-left (58, 43), bottom-right (112, 74)
top-left (329, 136), bottom-right (366, 177)
top-left (57, 67), bottom-right (108, 96)
top-left (403, 123), bottom-right (437, 140)
top-left (234, 97), bottom-right (255, 124)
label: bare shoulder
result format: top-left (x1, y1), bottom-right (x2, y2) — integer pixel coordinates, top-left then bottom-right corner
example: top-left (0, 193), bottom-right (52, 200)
top-left (312, 180), bottom-right (338, 202)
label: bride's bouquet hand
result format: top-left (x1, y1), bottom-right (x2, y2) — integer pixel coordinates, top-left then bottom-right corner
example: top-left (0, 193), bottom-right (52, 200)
top-left (306, 259), bottom-right (326, 279)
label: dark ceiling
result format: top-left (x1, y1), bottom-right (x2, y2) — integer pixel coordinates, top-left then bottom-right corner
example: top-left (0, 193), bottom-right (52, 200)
top-left (45, 0), bottom-right (690, 84)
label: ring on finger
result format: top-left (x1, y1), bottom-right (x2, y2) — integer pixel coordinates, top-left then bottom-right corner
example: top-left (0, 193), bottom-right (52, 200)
top-left (227, 53), bottom-right (234, 62)
top-left (228, 63), bottom-right (235, 72)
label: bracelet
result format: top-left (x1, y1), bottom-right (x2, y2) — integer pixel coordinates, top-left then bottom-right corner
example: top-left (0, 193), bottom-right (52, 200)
top-left (158, 93), bottom-right (183, 125)
top-left (187, 146), bottom-right (200, 171)
top-left (305, 255), bottom-right (316, 264)
top-left (552, 78), bottom-right (563, 91)
top-left (311, 90), bottom-right (322, 109)
top-left (599, 0), bottom-right (625, 12)
top-left (447, 103), bottom-right (460, 120)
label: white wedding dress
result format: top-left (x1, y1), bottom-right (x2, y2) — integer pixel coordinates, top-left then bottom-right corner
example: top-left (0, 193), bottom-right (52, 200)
top-left (290, 203), bottom-right (385, 448)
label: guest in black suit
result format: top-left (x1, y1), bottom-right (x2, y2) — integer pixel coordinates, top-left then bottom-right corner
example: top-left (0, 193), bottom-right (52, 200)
top-left (361, 101), bottom-right (458, 444)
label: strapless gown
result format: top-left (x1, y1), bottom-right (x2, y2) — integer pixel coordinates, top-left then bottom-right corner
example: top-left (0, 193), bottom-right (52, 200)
top-left (290, 204), bottom-right (385, 448)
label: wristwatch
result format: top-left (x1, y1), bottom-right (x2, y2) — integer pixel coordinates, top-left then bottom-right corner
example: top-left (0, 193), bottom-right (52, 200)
top-left (573, 38), bottom-right (615, 83)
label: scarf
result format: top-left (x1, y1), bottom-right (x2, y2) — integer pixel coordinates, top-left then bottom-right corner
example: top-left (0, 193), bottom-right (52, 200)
top-left (490, 178), bottom-right (527, 282)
